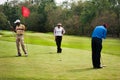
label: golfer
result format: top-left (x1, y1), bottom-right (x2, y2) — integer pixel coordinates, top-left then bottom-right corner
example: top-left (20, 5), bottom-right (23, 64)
top-left (91, 24), bottom-right (108, 69)
top-left (54, 23), bottom-right (65, 53)
top-left (14, 19), bottom-right (28, 56)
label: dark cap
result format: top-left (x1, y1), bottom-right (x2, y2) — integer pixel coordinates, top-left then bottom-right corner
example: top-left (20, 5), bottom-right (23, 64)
top-left (103, 24), bottom-right (109, 28)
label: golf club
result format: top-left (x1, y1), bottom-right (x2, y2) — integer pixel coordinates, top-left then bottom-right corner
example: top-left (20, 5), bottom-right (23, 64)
top-left (8, 21), bottom-right (16, 37)
top-left (101, 55), bottom-right (106, 67)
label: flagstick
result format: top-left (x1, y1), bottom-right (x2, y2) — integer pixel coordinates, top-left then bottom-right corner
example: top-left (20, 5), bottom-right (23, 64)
top-left (21, 6), bottom-right (30, 56)
top-left (23, 17), bottom-right (29, 56)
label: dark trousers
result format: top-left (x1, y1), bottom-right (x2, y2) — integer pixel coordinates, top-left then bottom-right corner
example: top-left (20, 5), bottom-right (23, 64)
top-left (92, 37), bottom-right (102, 68)
top-left (55, 36), bottom-right (62, 53)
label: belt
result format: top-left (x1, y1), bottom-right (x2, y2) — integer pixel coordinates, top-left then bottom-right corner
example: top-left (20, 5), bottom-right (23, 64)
top-left (92, 37), bottom-right (102, 40)
top-left (17, 34), bottom-right (23, 36)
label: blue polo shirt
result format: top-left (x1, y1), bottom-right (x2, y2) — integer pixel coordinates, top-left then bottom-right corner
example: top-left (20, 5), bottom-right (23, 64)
top-left (92, 26), bottom-right (107, 39)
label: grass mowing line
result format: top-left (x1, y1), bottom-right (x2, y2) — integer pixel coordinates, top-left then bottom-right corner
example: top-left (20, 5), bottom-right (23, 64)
top-left (0, 40), bottom-right (120, 80)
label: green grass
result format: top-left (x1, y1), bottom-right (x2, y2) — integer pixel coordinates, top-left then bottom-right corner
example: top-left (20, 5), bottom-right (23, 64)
top-left (0, 31), bottom-right (120, 80)
top-left (0, 31), bottom-right (120, 56)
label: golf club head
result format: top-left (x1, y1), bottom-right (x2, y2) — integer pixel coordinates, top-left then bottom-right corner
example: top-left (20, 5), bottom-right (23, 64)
top-left (102, 65), bottom-right (106, 67)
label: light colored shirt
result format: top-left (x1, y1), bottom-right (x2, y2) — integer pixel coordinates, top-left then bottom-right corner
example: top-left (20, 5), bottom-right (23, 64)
top-left (54, 26), bottom-right (65, 36)
top-left (16, 24), bottom-right (25, 35)
top-left (92, 26), bottom-right (107, 39)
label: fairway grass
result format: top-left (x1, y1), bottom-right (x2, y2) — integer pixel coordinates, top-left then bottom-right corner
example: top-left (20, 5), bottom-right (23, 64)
top-left (0, 31), bottom-right (120, 56)
top-left (0, 40), bottom-right (120, 80)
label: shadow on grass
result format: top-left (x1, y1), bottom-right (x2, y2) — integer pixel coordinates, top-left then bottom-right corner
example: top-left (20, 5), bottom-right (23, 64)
top-left (0, 55), bottom-right (27, 58)
top-left (68, 68), bottom-right (94, 72)
top-left (0, 51), bottom-right (56, 58)
top-left (48, 52), bottom-right (56, 54)
top-left (39, 51), bottom-right (56, 54)
top-left (0, 77), bottom-right (47, 80)
top-left (30, 52), bottom-right (56, 54)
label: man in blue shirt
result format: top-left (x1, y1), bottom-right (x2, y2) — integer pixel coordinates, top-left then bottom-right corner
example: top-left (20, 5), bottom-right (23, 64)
top-left (91, 24), bottom-right (108, 69)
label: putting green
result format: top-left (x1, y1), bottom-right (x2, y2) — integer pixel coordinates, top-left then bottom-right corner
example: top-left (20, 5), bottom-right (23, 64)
top-left (0, 40), bottom-right (120, 80)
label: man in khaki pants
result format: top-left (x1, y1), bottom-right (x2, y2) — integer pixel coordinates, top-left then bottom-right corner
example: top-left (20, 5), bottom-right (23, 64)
top-left (14, 19), bottom-right (28, 56)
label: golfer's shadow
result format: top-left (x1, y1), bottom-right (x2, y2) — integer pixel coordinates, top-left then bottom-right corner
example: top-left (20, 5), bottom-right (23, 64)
top-left (0, 55), bottom-right (27, 58)
top-left (0, 55), bottom-right (17, 58)
top-left (48, 52), bottom-right (57, 54)
top-left (68, 68), bottom-right (93, 72)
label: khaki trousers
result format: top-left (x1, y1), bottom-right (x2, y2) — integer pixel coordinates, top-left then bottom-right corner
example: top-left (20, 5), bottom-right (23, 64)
top-left (16, 34), bottom-right (27, 55)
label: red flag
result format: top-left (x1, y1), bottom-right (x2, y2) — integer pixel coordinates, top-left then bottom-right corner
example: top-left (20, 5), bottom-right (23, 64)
top-left (22, 6), bottom-right (30, 18)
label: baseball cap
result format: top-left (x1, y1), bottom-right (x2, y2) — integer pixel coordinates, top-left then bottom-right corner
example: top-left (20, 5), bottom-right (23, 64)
top-left (14, 19), bottom-right (20, 24)
top-left (57, 23), bottom-right (62, 26)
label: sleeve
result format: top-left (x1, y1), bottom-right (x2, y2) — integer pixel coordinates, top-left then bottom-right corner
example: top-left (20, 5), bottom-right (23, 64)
top-left (54, 27), bottom-right (56, 36)
top-left (103, 29), bottom-right (107, 39)
top-left (22, 24), bottom-right (26, 30)
top-left (62, 27), bottom-right (65, 34)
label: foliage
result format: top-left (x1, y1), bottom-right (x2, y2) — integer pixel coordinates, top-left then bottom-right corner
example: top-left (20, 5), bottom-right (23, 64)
top-left (0, 12), bottom-right (8, 30)
top-left (0, 0), bottom-right (120, 37)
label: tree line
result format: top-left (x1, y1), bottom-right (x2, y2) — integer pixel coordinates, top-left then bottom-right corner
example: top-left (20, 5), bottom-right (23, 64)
top-left (0, 0), bottom-right (120, 37)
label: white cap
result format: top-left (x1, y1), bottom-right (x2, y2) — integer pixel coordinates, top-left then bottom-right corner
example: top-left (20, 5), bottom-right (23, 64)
top-left (14, 19), bottom-right (20, 24)
top-left (57, 23), bottom-right (62, 26)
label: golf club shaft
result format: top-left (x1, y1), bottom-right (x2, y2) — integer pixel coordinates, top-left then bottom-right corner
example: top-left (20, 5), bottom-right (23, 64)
top-left (8, 21), bottom-right (16, 37)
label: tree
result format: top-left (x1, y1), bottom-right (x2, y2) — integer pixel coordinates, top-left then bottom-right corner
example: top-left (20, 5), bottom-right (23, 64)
top-left (3, 2), bottom-right (20, 25)
top-left (25, 12), bottom-right (40, 31)
top-left (0, 12), bottom-right (8, 30)
top-left (109, 0), bottom-right (120, 37)
top-left (37, 0), bottom-right (56, 32)
top-left (0, 0), bottom-right (119, 37)
top-left (79, 1), bottom-right (97, 35)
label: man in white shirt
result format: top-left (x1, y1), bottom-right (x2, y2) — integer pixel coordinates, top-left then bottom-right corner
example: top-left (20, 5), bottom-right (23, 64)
top-left (54, 23), bottom-right (65, 53)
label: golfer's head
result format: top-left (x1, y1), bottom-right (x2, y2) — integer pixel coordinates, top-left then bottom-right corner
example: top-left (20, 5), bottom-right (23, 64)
top-left (57, 23), bottom-right (62, 27)
top-left (14, 19), bottom-right (20, 26)
top-left (103, 24), bottom-right (109, 28)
